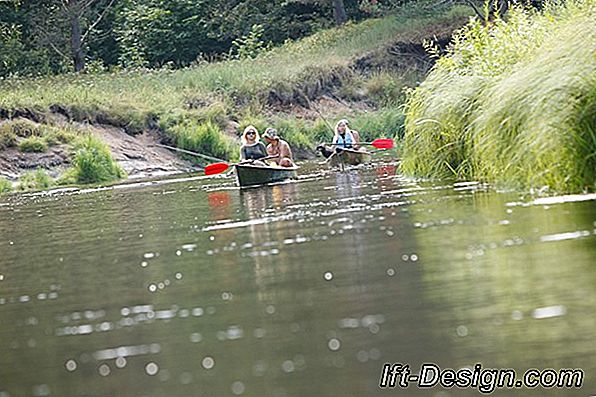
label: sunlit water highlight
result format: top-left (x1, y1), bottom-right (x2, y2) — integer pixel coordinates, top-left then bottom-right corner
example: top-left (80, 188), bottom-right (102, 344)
top-left (0, 159), bottom-right (595, 397)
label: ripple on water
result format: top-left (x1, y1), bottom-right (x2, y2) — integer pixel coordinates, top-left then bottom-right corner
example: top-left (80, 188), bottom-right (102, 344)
top-left (115, 357), bottom-right (127, 368)
top-left (32, 385), bottom-right (50, 397)
top-left (539, 230), bottom-right (593, 242)
top-left (328, 338), bottom-right (341, 351)
top-left (190, 332), bottom-right (202, 343)
top-left (65, 359), bottom-right (77, 372)
top-left (282, 360), bottom-right (295, 373)
top-left (532, 305), bottom-right (567, 319)
top-left (93, 343), bottom-right (161, 360)
top-left (231, 381), bottom-right (245, 395)
top-left (145, 362), bottom-right (159, 376)
top-left (179, 372), bottom-right (193, 384)
top-left (202, 356), bottom-right (215, 369)
top-left (98, 364), bottom-right (110, 376)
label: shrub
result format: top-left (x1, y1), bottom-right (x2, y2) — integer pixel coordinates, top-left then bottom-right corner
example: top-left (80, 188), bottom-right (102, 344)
top-left (2, 118), bottom-right (44, 137)
top-left (18, 136), bottom-right (49, 152)
top-left (273, 118), bottom-right (313, 151)
top-left (364, 71), bottom-right (410, 106)
top-left (63, 135), bottom-right (125, 184)
top-left (351, 108), bottom-right (406, 141)
top-left (17, 169), bottom-right (53, 191)
top-left (0, 125), bottom-right (17, 149)
top-left (43, 127), bottom-right (77, 145)
top-left (310, 119), bottom-right (334, 144)
top-left (237, 114), bottom-right (268, 137)
top-left (169, 120), bottom-right (236, 161)
top-left (0, 177), bottom-right (12, 194)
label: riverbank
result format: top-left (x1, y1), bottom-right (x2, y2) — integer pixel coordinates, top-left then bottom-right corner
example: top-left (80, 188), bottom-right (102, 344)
top-left (0, 4), bottom-right (471, 193)
top-left (401, 0), bottom-right (595, 193)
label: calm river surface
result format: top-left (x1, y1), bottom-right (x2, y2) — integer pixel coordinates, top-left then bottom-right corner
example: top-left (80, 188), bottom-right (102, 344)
top-left (0, 159), bottom-right (595, 397)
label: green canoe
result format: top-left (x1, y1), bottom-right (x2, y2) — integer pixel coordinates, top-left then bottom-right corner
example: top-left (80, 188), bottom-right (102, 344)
top-left (235, 163), bottom-right (298, 187)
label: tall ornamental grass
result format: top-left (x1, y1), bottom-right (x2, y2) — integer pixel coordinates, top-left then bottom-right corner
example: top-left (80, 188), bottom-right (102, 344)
top-left (61, 135), bottom-right (125, 184)
top-left (402, 0), bottom-right (595, 192)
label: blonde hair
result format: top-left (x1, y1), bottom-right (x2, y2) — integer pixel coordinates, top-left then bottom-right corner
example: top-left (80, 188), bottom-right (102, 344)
top-left (334, 119), bottom-right (352, 138)
top-left (241, 125), bottom-right (260, 145)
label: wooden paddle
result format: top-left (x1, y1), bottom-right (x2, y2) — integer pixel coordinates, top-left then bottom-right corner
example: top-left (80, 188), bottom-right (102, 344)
top-left (321, 138), bottom-right (394, 150)
top-left (205, 155), bottom-right (279, 176)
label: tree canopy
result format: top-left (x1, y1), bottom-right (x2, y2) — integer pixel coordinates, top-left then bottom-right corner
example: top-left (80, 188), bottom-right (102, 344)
top-left (0, 0), bottom-right (393, 76)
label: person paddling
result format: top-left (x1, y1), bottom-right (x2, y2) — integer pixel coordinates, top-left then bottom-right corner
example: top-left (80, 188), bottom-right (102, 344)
top-left (263, 128), bottom-right (295, 167)
top-left (332, 119), bottom-right (361, 150)
top-left (240, 125), bottom-right (268, 166)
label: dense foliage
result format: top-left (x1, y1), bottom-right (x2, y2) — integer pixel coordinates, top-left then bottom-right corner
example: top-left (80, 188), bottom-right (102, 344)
top-left (402, 0), bottom-right (595, 192)
top-left (0, 0), bottom-right (407, 77)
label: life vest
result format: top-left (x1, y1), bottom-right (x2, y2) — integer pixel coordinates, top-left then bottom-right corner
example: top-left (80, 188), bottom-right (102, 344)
top-left (334, 132), bottom-right (354, 148)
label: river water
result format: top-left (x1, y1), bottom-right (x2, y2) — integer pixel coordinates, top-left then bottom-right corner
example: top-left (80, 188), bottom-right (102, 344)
top-left (0, 159), bottom-right (595, 397)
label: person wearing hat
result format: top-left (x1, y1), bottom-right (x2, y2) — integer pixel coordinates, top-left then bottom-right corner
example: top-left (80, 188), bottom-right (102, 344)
top-left (240, 125), bottom-right (268, 165)
top-left (263, 128), bottom-right (295, 167)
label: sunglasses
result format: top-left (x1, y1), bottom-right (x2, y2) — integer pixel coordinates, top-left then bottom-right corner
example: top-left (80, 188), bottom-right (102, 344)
top-left (246, 131), bottom-right (256, 136)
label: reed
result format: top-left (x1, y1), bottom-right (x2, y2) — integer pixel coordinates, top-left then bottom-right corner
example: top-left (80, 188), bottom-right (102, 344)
top-left (402, 0), bottom-right (595, 192)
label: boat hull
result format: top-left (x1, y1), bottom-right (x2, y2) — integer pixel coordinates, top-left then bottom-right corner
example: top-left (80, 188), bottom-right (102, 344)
top-left (235, 164), bottom-right (298, 187)
top-left (327, 148), bottom-right (371, 168)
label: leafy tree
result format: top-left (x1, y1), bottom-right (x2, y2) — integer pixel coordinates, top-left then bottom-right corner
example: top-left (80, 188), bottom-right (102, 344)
top-left (24, 0), bottom-right (117, 72)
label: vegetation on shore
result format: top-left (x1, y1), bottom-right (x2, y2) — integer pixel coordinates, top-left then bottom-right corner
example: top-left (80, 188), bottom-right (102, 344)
top-left (0, 177), bottom-right (11, 194)
top-left (0, 3), bottom-right (471, 194)
top-left (60, 135), bottom-right (125, 185)
top-left (402, 0), bottom-right (595, 192)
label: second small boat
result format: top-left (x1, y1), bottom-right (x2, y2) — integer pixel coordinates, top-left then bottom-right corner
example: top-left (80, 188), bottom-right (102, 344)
top-left (325, 148), bottom-right (372, 169)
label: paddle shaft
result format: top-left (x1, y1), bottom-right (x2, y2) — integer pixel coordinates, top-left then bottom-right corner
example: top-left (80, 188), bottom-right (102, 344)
top-left (321, 138), bottom-right (394, 149)
top-left (238, 155), bottom-right (279, 165)
top-left (154, 144), bottom-right (225, 163)
top-left (205, 155), bottom-right (279, 176)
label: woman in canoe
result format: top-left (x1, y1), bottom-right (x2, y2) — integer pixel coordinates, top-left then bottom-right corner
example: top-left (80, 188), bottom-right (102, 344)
top-left (316, 119), bottom-right (364, 158)
top-left (240, 125), bottom-right (268, 165)
top-left (263, 128), bottom-right (295, 167)
top-left (333, 119), bottom-right (361, 150)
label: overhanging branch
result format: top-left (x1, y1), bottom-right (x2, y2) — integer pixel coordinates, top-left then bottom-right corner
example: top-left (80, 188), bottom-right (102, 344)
top-left (81, 0), bottom-right (116, 44)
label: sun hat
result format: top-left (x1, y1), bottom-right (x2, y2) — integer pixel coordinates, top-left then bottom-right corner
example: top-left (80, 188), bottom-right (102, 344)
top-left (263, 128), bottom-right (280, 140)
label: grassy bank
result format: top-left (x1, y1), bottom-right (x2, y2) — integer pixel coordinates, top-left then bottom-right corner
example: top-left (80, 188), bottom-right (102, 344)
top-left (402, 0), bottom-right (595, 192)
top-left (0, 5), bottom-right (470, 165)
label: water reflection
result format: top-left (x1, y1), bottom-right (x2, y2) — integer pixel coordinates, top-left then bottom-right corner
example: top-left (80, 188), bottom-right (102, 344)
top-left (0, 160), bottom-right (594, 397)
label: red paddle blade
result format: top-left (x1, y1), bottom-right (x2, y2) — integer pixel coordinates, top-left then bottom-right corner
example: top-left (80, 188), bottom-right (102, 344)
top-left (205, 162), bottom-right (230, 175)
top-left (372, 138), bottom-right (394, 149)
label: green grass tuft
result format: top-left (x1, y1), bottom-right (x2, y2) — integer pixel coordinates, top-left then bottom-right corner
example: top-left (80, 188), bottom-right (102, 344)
top-left (61, 135), bottom-right (125, 184)
top-left (18, 136), bottom-right (49, 152)
top-left (0, 125), bottom-right (17, 149)
top-left (0, 177), bottom-right (12, 194)
top-left (1, 118), bottom-right (44, 137)
top-left (17, 169), bottom-right (54, 191)
top-left (166, 120), bottom-right (238, 162)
